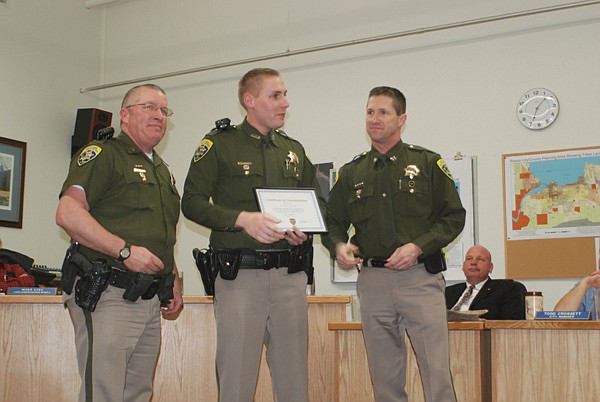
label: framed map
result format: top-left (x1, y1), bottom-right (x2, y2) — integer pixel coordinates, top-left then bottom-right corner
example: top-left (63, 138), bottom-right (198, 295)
top-left (504, 146), bottom-right (600, 241)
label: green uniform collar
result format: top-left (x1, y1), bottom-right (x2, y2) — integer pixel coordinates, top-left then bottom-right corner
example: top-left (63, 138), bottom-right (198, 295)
top-left (238, 118), bottom-right (282, 149)
top-left (370, 140), bottom-right (404, 167)
top-left (116, 131), bottom-right (164, 166)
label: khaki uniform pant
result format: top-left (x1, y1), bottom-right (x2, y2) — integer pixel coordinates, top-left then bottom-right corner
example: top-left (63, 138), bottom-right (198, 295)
top-left (358, 264), bottom-right (456, 402)
top-left (65, 283), bottom-right (161, 402)
top-left (214, 268), bottom-right (308, 402)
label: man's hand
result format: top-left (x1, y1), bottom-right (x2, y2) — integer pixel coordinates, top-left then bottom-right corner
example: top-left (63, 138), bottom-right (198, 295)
top-left (123, 245), bottom-right (165, 274)
top-left (583, 271), bottom-right (600, 289)
top-left (335, 242), bottom-right (361, 270)
top-left (284, 226), bottom-right (308, 246)
top-left (385, 243), bottom-right (422, 270)
top-left (235, 211), bottom-right (285, 244)
top-left (162, 268), bottom-right (183, 316)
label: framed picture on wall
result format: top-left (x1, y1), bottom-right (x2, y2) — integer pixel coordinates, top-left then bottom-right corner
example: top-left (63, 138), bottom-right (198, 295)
top-left (0, 137), bottom-right (27, 228)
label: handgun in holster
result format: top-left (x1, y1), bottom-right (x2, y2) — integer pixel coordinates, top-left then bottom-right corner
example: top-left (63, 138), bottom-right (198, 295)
top-left (193, 248), bottom-right (218, 296)
top-left (73, 256), bottom-right (111, 312)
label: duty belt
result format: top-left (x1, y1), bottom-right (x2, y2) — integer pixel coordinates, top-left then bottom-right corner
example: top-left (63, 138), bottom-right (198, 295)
top-left (364, 256), bottom-right (425, 268)
top-left (239, 250), bottom-right (291, 270)
top-left (107, 267), bottom-right (162, 289)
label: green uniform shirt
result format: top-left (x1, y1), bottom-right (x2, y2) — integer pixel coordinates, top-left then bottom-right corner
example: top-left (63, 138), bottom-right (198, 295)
top-left (182, 118), bottom-right (326, 250)
top-left (60, 132), bottom-right (180, 275)
top-left (322, 140), bottom-right (465, 259)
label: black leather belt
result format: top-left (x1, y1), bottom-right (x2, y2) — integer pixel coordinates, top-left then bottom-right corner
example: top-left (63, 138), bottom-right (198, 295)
top-left (107, 267), bottom-right (161, 289)
top-left (239, 250), bottom-right (291, 270)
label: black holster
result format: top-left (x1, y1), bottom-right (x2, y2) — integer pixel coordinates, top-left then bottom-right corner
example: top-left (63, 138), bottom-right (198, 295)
top-left (72, 255), bottom-right (111, 312)
top-left (288, 235), bottom-right (314, 282)
top-left (60, 243), bottom-right (78, 295)
top-left (122, 273), bottom-right (155, 302)
top-left (138, 273), bottom-right (174, 302)
top-left (422, 250), bottom-right (447, 274)
top-left (193, 248), bottom-right (218, 296)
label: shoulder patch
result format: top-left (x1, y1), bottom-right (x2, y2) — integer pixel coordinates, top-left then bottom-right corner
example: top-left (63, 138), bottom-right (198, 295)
top-left (437, 158), bottom-right (454, 181)
top-left (77, 145), bottom-right (102, 166)
top-left (193, 139), bottom-right (213, 162)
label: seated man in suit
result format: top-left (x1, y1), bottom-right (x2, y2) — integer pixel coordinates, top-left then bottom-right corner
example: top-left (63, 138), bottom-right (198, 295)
top-left (554, 266), bottom-right (600, 319)
top-left (445, 245), bottom-right (526, 319)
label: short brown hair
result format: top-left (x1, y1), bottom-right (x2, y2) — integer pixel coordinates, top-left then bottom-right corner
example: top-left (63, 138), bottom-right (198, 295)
top-left (121, 83), bottom-right (166, 108)
top-left (238, 68), bottom-right (281, 109)
top-left (368, 86), bottom-right (406, 115)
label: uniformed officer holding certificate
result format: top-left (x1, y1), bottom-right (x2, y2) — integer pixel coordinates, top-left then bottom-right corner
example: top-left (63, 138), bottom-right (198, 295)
top-left (322, 86), bottom-right (465, 402)
top-left (182, 68), bottom-right (325, 402)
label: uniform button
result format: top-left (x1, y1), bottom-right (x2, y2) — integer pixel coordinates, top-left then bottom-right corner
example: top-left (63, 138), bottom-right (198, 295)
top-left (382, 193), bottom-right (388, 197)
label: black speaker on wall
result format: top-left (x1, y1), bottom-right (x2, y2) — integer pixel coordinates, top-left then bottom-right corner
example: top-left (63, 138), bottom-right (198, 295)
top-left (71, 108), bottom-right (113, 157)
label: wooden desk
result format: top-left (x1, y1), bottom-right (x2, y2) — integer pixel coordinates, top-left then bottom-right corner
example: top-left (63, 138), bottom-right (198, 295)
top-left (328, 321), bottom-right (490, 402)
top-left (485, 320), bottom-right (600, 402)
top-left (0, 295), bottom-right (350, 402)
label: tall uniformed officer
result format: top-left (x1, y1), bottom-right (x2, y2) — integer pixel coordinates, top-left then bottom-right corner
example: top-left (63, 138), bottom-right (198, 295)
top-left (322, 86), bottom-right (465, 402)
top-left (182, 68), bottom-right (325, 402)
top-left (56, 84), bottom-right (183, 402)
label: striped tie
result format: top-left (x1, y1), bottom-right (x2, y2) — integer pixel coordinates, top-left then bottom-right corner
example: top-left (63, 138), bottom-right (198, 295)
top-left (452, 285), bottom-right (475, 311)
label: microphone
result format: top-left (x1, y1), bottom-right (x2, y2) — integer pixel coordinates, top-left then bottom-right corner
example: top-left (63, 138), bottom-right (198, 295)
top-left (96, 126), bottom-right (115, 140)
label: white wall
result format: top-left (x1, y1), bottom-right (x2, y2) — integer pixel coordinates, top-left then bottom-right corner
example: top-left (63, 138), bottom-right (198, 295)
top-left (4, 0), bottom-right (600, 310)
top-left (0, 1), bottom-right (102, 267)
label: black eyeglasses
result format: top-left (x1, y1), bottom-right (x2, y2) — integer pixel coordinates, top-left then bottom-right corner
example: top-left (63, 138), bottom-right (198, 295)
top-left (125, 103), bottom-right (173, 117)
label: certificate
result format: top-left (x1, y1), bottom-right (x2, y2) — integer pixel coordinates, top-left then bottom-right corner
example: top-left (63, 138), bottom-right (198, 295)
top-left (254, 187), bottom-right (327, 232)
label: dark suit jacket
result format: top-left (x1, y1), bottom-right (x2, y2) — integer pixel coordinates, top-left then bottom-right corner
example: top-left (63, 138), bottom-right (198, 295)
top-left (445, 278), bottom-right (526, 320)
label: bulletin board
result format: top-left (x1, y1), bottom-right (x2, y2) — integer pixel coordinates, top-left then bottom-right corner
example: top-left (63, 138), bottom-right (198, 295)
top-left (502, 146), bottom-right (600, 279)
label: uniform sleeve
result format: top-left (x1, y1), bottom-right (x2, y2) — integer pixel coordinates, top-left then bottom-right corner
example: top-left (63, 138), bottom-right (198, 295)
top-left (181, 137), bottom-right (241, 231)
top-left (59, 144), bottom-right (116, 209)
top-left (321, 164), bottom-right (352, 256)
top-left (410, 156), bottom-right (466, 256)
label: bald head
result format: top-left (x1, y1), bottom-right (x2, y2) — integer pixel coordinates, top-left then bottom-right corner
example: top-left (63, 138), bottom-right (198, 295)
top-left (462, 245), bottom-right (494, 285)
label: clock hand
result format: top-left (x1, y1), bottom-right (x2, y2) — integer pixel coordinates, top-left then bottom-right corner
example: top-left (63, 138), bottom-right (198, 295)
top-left (531, 96), bottom-right (547, 121)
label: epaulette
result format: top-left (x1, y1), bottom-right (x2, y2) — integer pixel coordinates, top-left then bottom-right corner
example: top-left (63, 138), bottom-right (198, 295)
top-left (351, 151), bottom-right (369, 162)
top-left (337, 151), bottom-right (368, 170)
top-left (206, 118), bottom-right (235, 137)
top-left (405, 143), bottom-right (435, 154)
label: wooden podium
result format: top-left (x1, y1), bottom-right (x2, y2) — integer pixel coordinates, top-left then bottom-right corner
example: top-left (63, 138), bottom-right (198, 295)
top-left (0, 295), bottom-right (350, 402)
top-left (328, 321), bottom-right (490, 402)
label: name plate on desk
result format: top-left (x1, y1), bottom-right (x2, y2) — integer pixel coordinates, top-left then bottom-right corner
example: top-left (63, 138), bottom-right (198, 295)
top-left (7, 287), bottom-right (58, 295)
top-left (535, 311), bottom-right (591, 320)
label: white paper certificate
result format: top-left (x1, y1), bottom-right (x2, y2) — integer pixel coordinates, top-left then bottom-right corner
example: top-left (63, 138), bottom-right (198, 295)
top-left (254, 188), bottom-right (327, 232)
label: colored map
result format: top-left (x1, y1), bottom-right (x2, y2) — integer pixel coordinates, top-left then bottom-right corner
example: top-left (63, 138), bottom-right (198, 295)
top-left (505, 149), bottom-right (600, 240)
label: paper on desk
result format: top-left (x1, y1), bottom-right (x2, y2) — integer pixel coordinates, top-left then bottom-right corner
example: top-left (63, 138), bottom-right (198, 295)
top-left (447, 309), bottom-right (488, 322)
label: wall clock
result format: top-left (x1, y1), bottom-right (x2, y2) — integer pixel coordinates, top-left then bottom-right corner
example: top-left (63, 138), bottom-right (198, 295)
top-left (517, 88), bottom-right (559, 130)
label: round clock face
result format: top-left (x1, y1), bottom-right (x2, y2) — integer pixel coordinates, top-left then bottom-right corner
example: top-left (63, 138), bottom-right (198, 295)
top-left (517, 88), bottom-right (559, 130)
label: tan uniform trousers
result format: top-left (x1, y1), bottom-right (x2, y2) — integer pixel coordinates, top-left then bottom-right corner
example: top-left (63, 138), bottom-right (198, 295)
top-left (214, 267), bottom-right (308, 402)
top-left (357, 264), bottom-right (456, 402)
top-left (65, 283), bottom-right (161, 402)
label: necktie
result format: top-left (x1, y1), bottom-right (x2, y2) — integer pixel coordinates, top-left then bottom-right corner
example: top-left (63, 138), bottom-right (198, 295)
top-left (452, 285), bottom-right (475, 311)
top-left (376, 155), bottom-right (396, 249)
top-left (262, 133), bottom-right (278, 185)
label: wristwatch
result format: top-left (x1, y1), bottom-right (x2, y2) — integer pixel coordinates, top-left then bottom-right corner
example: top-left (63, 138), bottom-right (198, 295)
top-left (117, 242), bottom-right (131, 262)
